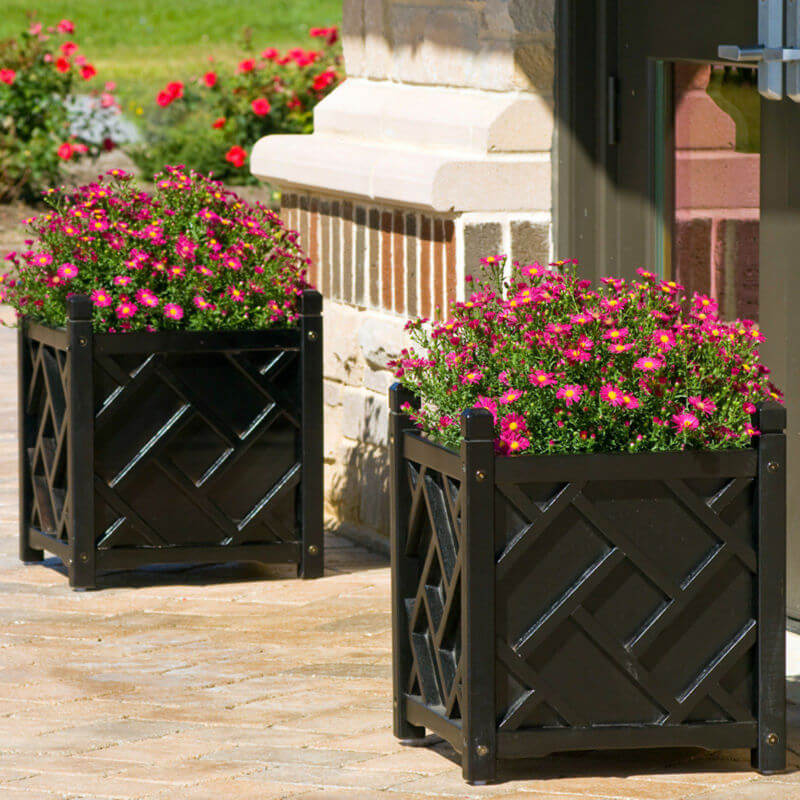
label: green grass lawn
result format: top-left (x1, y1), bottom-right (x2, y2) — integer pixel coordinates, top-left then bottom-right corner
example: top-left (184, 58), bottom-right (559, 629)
top-left (0, 1), bottom-right (342, 110)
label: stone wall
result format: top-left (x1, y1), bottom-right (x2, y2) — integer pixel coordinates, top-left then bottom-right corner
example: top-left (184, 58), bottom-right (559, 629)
top-left (253, 0), bottom-right (557, 548)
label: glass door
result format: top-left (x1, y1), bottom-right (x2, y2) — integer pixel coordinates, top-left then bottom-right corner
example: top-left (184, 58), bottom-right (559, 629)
top-left (607, 0), bottom-right (800, 618)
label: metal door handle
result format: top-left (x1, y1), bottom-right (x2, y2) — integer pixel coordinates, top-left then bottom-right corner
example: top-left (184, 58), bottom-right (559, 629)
top-left (718, 0), bottom-right (783, 99)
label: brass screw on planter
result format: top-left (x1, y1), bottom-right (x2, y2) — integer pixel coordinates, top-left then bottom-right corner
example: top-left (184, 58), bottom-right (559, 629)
top-left (767, 732), bottom-right (779, 746)
top-left (475, 470), bottom-right (487, 482)
top-left (476, 744), bottom-right (489, 757)
top-left (307, 331), bottom-right (318, 341)
top-left (78, 337), bottom-right (88, 347)
top-left (79, 553), bottom-right (89, 563)
top-left (768, 461), bottom-right (781, 473)
top-left (308, 545), bottom-right (319, 556)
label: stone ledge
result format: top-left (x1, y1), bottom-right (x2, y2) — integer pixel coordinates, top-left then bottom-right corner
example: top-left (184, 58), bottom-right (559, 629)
top-left (251, 133), bottom-right (551, 213)
top-left (313, 79), bottom-right (553, 153)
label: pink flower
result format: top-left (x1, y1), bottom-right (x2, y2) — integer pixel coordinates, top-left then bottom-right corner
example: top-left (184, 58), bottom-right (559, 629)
top-left (600, 384), bottom-right (625, 407)
top-left (608, 341), bottom-right (634, 354)
top-left (501, 413), bottom-right (526, 435)
top-left (500, 388), bottom-right (524, 404)
top-left (621, 393), bottom-right (640, 410)
top-left (461, 369), bottom-right (484, 385)
top-left (193, 295), bottom-right (212, 310)
top-left (113, 275), bottom-right (132, 287)
top-left (474, 396), bottom-right (498, 421)
top-left (652, 329), bottom-right (676, 351)
top-left (227, 285), bottom-right (246, 302)
top-left (32, 253), bottom-right (52, 267)
top-left (203, 71), bottom-right (217, 87)
top-left (502, 433), bottom-right (531, 455)
top-left (116, 300), bottom-right (138, 319)
top-left (556, 384), bottom-right (583, 406)
top-left (634, 356), bottom-right (664, 372)
top-left (164, 303), bottom-right (184, 321)
top-left (91, 289), bottom-right (112, 308)
top-left (56, 19), bottom-right (75, 33)
top-left (56, 262), bottom-right (78, 280)
top-left (238, 58), bottom-right (257, 73)
top-left (672, 412), bottom-right (700, 433)
top-left (136, 289), bottom-right (160, 308)
top-left (175, 235), bottom-right (197, 261)
top-left (224, 255), bottom-right (242, 271)
top-left (529, 370), bottom-right (556, 387)
top-left (743, 401), bottom-right (757, 414)
top-left (0, 69), bottom-right (15, 85)
top-left (688, 396), bottom-right (716, 415)
top-left (603, 327), bottom-right (629, 341)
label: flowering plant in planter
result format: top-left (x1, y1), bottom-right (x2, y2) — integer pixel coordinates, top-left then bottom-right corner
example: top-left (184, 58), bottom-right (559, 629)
top-left (390, 257), bottom-right (782, 455)
top-left (0, 18), bottom-right (118, 202)
top-left (129, 27), bottom-right (342, 184)
top-left (1, 166), bottom-right (310, 332)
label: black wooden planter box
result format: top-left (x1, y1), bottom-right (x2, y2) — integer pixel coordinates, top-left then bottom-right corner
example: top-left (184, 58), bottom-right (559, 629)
top-left (389, 384), bottom-right (787, 784)
top-left (18, 291), bottom-right (323, 589)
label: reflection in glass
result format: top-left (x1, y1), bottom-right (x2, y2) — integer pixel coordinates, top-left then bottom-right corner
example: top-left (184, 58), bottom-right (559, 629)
top-left (670, 63), bottom-right (760, 320)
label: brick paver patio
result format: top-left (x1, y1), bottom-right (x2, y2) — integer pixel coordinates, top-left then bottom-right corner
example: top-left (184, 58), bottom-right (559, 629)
top-left (1, 325), bottom-right (800, 799)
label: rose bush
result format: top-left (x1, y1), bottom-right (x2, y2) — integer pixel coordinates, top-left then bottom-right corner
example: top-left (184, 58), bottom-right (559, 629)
top-left (0, 18), bottom-right (117, 202)
top-left (0, 166), bottom-right (310, 332)
top-left (128, 26), bottom-right (342, 183)
top-left (390, 257), bottom-right (782, 455)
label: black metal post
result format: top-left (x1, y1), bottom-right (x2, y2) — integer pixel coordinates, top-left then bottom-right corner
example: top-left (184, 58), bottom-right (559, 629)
top-left (299, 289), bottom-right (323, 579)
top-left (751, 401), bottom-right (787, 774)
top-left (389, 383), bottom-right (425, 742)
top-left (18, 323), bottom-right (41, 563)
top-left (66, 296), bottom-right (95, 590)
top-left (460, 408), bottom-right (497, 784)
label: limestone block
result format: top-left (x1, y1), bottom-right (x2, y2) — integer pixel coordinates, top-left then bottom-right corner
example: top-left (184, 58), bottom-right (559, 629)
top-left (464, 221), bottom-right (503, 282)
top-left (511, 220), bottom-right (550, 266)
top-left (364, 0), bottom-right (393, 79)
top-left (363, 392), bottom-right (389, 447)
top-left (343, 0), bottom-right (367, 75)
top-left (357, 314), bottom-right (407, 371)
top-left (357, 444), bottom-right (390, 532)
top-left (342, 386), bottom-right (366, 441)
top-left (323, 302), bottom-right (364, 384)
top-left (511, 40), bottom-right (555, 93)
top-left (324, 379), bottom-right (344, 408)
top-left (325, 442), bottom-right (362, 521)
top-left (364, 365), bottom-right (395, 396)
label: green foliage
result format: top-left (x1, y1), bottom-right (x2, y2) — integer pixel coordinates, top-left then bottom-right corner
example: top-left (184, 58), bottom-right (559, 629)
top-left (0, 19), bottom-right (116, 202)
top-left (391, 259), bottom-right (781, 456)
top-left (127, 30), bottom-right (342, 182)
top-left (1, 166), bottom-right (309, 333)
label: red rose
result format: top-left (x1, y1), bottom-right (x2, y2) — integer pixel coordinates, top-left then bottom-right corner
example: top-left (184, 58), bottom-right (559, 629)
top-left (102, 137), bottom-right (115, 152)
top-left (238, 58), bottom-right (256, 73)
top-left (312, 70), bottom-right (338, 92)
top-left (80, 64), bottom-right (97, 81)
top-left (156, 90), bottom-right (172, 107)
top-left (57, 19), bottom-right (75, 34)
top-left (55, 57), bottom-right (70, 74)
top-left (225, 146), bottom-right (247, 168)
top-left (212, 117), bottom-right (226, 129)
top-left (203, 71), bottom-right (217, 88)
top-left (0, 69), bottom-right (15, 86)
top-left (57, 142), bottom-right (74, 160)
top-left (251, 97), bottom-right (271, 116)
top-left (166, 81), bottom-right (184, 100)
top-left (261, 48), bottom-right (279, 61)
top-left (61, 41), bottom-right (78, 56)
top-left (287, 95), bottom-right (302, 110)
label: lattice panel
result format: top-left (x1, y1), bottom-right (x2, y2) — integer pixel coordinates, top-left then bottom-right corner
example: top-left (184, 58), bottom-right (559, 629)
top-left (24, 339), bottom-right (71, 544)
top-left (404, 461), bottom-right (465, 721)
top-left (92, 349), bottom-right (302, 550)
top-left (494, 476), bottom-right (757, 732)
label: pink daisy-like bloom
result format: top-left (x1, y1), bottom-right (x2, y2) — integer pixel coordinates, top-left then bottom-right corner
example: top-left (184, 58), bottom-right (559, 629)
top-left (570, 312), bottom-right (592, 325)
top-left (438, 415), bottom-right (455, 430)
top-left (175, 235), bottom-right (197, 261)
top-left (501, 413), bottom-right (526, 435)
top-left (113, 275), bottom-right (132, 286)
top-left (461, 368), bottom-right (484, 386)
top-left (672, 412), bottom-right (700, 433)
top-left (529, 369), bottom-right (556, 387)
top-left (600, 384), bottom-right (625, 407)
top-left (168, 264), bottom-right (186, 279)
top-left (224, 255), bottom-right (242, 271)
top-left (116, 299), bottom-right (137, 319)
top-left (500, 388), bottom-right (524, 404)
top-left (743, 401), bottom-right (757, 414)
top-left (91, 289), bottom-right (112, 308)
top-left (503, 433), bottom-right (531, 455)
top-left (688, 396), bottom-right (716, 415)
top-left (520, 262), bottom-right (545, 279)
top-left (136, 289), bottom-right (159, 308)
top-left (652, 329), bottom-right (676, 351)
top-left (556, 384), bottom-right (583, 406)
top-left (474, 396), bottom-right (498, 421)
top-left (634, 355), bottom-right (664, 372)
top-left (227, 286), bottom-right (246, 302)
top-left (57, 262), bottom-right (78, 281)
top-left (193, 295), bottom-right (212, 310)
top-left (163, 303), bottom-right (184, 321)
top-left (622, 393), bottom-right (640, 410)
top-left (608, 341), bottom-right (634, 354)
top-left (32, 253), bottom-right (52, 268)
top-left (745, 424), bottom-right (761, 437)
top-left (564, 347), bottom-right (590, 363)
top-left (603, 327), bottom-right (629, 341)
